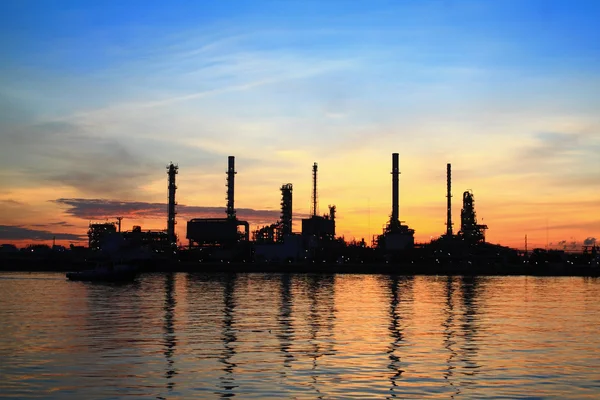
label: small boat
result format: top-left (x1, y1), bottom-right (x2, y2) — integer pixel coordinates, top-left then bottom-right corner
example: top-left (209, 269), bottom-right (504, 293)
top-left (66, 262), bottom-right (137, 282)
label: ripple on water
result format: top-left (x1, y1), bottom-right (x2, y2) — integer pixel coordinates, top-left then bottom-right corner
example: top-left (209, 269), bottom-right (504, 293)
top-left (1, 273), bottom-right (600, 398)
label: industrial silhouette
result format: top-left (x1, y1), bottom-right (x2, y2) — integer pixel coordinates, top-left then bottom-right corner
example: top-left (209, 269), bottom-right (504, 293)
top-left (3, 152), bottom-right (599, 275)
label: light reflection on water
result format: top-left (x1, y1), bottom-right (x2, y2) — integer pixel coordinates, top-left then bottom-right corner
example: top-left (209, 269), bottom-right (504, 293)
top-left (1, 273), bottom-right (600, 399)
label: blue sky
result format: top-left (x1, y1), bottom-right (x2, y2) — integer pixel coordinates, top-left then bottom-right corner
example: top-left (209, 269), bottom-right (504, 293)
top-left (1, 0), bottom-right (599, 247)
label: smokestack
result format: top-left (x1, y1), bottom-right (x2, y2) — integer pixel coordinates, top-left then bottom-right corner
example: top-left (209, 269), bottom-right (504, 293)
top-left (391, 153), bottom-right (400, 226)
top-left (226, 156), bottom-right (236, 220)
top-left (311, 162), bottom-right (318, 217)
top-left (167, 163), bottom-right (178, 245)
top-left (446, 163), bottom-right (453, 236)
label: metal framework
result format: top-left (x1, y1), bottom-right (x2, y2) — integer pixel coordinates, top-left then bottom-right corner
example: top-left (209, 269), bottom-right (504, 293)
top-left (459, 190), bottom-right (488, 242)
top-left (446, 163), bottom-right (453, 236)
top-left (310, 162), bottom-right (318, 217)
top-left (280, 183), bottom-right (293, 236)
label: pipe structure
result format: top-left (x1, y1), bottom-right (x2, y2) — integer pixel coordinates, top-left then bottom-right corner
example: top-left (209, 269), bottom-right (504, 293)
top-left (391, 153), bottom-right (400, 229)
top-left (226, 156), bottom-right (236, 220)
top-left (446, 163), bottom-right (453, 236)
top-left (311, 162), bottom-right (318, 217)
top-left (167, 163), bottom-right (178, 245)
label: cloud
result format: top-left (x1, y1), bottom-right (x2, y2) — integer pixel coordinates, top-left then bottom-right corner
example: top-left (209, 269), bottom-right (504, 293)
top-left (51, 198), bottom-right (304, 226)
top-left (0, 121), bottom-right (157, 196)
top-left (0, 119), bottom-right (226, 197)
top-left (0, 199), bottom-right (24, 206)
top-left (583, 237), bottom-right (597, 246)
top-left (29, 221), bottom-right (76, 228)
top-left (0, 225), bottom-right (84, 241)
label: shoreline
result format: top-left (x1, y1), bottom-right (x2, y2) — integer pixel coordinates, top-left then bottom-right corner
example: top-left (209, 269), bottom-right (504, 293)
top-left (1, 259), bottom-right (598, 277)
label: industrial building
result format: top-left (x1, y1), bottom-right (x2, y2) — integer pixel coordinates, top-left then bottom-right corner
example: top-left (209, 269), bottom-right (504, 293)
top-left (375, 153), bottom-right (415, 252)
top-left (88, 222), bottom-right (118, 251)
top-left (186, 156), bottom-right (249, 248)
top-left (439, 163), bottom-right (488, 243)
top-left (458, 190), bottom-right (488, 243)
top-left (253, 183), bottom-right (294, 244)
top-left (301, 162), bottom-right (336, 246)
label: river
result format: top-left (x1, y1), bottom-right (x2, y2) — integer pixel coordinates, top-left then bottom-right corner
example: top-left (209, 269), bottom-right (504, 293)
top-left (1, 272), bottom-right (599, 399)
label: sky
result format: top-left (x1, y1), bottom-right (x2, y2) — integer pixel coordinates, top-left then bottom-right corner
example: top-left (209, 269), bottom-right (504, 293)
top-left (0, 0), bottom-right (599, 249)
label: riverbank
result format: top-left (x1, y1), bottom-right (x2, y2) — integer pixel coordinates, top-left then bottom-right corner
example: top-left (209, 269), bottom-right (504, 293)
top-left (1, 257), bottom-right (598, 277)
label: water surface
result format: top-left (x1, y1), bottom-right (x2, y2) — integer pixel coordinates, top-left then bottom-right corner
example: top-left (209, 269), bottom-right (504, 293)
top-left (1, 273), bottom-right (599, 399)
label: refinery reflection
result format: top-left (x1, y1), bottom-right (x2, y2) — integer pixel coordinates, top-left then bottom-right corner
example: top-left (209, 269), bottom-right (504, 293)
top-left (458, 276), bottom-right (482, 392)
top-left (218, 274), bottom-right (238, 398)
top-left (441, 276), bottom-right (483, 396)
top-left (277, 274), bottom-right (295, 375)
top-left (386, 276), bottom-right (413, 398)
top-left (162, 273), bottom-right (177, 393)
top-left (305, 274), bottom-right (336, 398)
top-left (442, 276), bottom-right (459, 398)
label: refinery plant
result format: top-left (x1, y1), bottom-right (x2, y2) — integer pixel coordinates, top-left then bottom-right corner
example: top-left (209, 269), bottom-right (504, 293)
top-left (3, 152), bottom-right (598, 275)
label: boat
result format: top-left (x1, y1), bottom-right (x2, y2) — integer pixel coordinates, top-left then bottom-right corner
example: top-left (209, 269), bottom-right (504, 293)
top-left (66, 262), bottom-right (138, 282)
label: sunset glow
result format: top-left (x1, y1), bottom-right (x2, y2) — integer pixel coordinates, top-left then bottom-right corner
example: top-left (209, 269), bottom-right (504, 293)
top-left (1, 1), bottom-right (598, 250)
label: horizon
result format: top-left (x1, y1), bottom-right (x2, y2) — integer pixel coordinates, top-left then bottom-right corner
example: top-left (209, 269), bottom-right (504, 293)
top-left (1, 1), bottom-right (599, 250)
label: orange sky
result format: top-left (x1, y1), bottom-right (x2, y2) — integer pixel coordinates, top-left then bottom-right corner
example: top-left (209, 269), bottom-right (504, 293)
top-left (1, 2), bottom-right (598, 250)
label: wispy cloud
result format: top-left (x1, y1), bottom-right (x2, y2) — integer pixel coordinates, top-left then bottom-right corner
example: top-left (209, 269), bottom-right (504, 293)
top-left (52, 198), bottom-right (307, 226)
top-left (0, 225), bottom-right (84, 241)
top-left (0, 199), bottom-right (24, 206)
top-left (29, 221), bottom-right (76, 228)
top-left (1, 1), bottom-right (599, 245)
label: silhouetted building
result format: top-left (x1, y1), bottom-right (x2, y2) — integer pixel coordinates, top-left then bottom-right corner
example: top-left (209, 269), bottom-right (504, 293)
top-left (301, 163), bottom-right (336, 242)
top-left (376, 153), bottom-right (415, 251)
top-left (186, 156), bottom-right (249, 247)
top-left (122, 225), bottom-right (171, 252)
top-left (280, 183), bottom-right (293, 236)
top-left (458, 190), bottom-right (488, 243)
top-left (253, 183), bottom-right (294, 244)
top-left (88, 222), bottom-right (117, 251)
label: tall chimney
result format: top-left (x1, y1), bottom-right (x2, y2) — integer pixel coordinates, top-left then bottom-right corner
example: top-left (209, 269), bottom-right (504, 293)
top-left (310, 162), bottom-right (318, 217)
top-left (167, 163), bottom-right (178, 245)
top-left (446, 163), bottom-right (453, 236)
top-left (391, 153), bottom-right (400, 227)
top-left (226, 156), bottom-right (236, 220)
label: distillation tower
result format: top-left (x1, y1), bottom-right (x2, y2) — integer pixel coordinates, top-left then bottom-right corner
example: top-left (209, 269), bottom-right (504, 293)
top-left (459, 191), bottom-right (488, 243)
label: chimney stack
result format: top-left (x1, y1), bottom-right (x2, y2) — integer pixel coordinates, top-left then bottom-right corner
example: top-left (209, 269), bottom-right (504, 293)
top-left (391, 153), bottom-right (400, 226)
top-left (166, 163), bottom-right (178, 245)
top-left (226, 156), bottom-right (236, 220)
top-left (311, 162), bottom-right (318, 217)
top-left (446, 163), bottom-right (453, 236)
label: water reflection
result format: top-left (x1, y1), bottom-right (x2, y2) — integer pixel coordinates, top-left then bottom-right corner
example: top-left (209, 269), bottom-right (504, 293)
top-left (442, 276), bottom-right (459, 398)
top-left (3, 274), bottom-right (600, 399)
top-left (386, 276), bottom-right (412, 398)
top-left (162, 273), bottom-right (177, 393)
top-left (218, 274), bottom-right (238, 398)
top-left (458, 276), bottom-right (482, 389)
top-left (306, 274), bottom-right (336, 398)
top-left (277, 274), bottom-right (294, 374)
